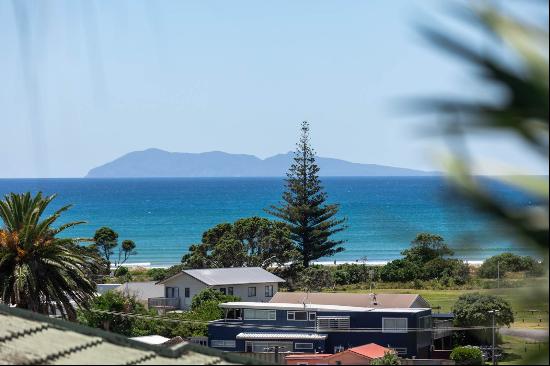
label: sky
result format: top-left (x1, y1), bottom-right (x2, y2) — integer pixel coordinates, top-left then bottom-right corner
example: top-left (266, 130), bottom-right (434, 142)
top-left (1, 0), bottom-right (548, 178)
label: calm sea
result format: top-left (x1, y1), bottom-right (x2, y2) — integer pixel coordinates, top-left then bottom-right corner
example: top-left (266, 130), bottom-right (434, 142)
top-left (0, 177), bottom-right (539, 266)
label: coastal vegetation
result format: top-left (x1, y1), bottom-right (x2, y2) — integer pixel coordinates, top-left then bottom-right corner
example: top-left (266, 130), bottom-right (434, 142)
top-left (0, 192), bottom-right (99, 320)
top-left (266, 121), bottom-right (347, 267)
top-left (93, 226), bottom-right (137, 272)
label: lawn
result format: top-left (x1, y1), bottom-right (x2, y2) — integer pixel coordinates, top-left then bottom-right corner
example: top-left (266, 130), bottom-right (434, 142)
top-left (335, 286), bottom-right (549, 328)
top-left (499, 335), bottom-right (549, 365)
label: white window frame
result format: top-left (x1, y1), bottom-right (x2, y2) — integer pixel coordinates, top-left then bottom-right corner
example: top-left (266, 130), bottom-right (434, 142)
top-left (248, 286), bottom-right (257, 297)
top-left (243, 309), bottom-right (277, 321)
top-left (211, 340), bottom-right (236, 348)
top-left (265, 285), bottom-right (274, 297)
top-left (382, 317), bottom-right (408, 333)
top-left (287, 311), bottom-right (308, 321)
top-left (295, 343), bottom-right (314, 350)
top-left (308, 312), bottom-right (316, 321)
top-left (317, 316), bottom-right (350, 330)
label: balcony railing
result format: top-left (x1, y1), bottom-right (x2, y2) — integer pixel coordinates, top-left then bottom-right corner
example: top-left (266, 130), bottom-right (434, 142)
top-left (148, 297), bottom-right (180, 309)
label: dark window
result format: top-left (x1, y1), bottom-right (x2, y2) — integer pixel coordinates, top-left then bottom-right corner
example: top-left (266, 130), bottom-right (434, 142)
top-left (308, 312), bottom-right (316, 321)
top-left (184, 288), bottom-right (190, 298)
top-left (248, 287), bottom-right (256, 297)
top-left (228, 287), bottom-right (234, 296)
top-left (287, 311), bottom-right (307, 321)
top-left (265, 285), bottom-right (274, 297)
top-left (166, 287), bottom-right (179, 298)
top-left (219, 288), bottom-right (226, 295)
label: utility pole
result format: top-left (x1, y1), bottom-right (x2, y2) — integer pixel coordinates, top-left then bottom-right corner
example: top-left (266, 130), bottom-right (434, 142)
top-left (497, 261), bottom-right (500, 289)
top-left (489, 310), bottom-right (500, 366)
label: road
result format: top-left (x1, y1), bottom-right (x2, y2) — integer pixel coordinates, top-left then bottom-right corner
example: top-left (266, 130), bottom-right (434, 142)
top-left (500, 327), bottom-right (549, 341)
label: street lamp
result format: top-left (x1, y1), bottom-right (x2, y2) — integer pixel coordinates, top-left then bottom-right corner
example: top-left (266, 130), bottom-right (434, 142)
top-left (488, 310), bottom-right (500, 366)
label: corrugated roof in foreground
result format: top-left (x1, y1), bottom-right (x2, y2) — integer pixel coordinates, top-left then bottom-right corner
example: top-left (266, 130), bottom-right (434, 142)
top-left (0, 304), bottom-right (261, 365)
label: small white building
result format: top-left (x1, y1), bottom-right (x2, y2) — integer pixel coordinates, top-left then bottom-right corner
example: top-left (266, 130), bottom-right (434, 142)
top-left (150, 267), bottom-right (285, 311)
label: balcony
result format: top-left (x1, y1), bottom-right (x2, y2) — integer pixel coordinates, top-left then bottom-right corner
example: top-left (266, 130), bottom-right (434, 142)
top-left (148, 297), bottom-right (180, 309)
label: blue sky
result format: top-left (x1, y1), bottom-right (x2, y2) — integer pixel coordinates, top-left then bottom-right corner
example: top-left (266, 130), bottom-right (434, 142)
top-left (1, 0), bottom-right (548, 178)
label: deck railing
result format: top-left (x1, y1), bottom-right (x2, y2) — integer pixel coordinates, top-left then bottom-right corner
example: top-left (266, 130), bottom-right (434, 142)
top-left (148, 297), bottom-right (180, 309)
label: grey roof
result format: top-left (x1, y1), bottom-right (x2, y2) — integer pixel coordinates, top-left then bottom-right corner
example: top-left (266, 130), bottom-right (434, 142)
top-left (0, 304), bottom-right (260, 365)
top-left (270, 292), bottom-right (431, 309)
top-left (115, 281), bottom-right (165, 301)
top-left (161, 267), bottom-right (285, 286)
top-left (236, 332), bottom-right (327, 340)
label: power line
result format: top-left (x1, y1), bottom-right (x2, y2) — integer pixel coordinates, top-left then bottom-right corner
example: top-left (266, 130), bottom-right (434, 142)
top-left (86, 309), bottom-right (508, 333)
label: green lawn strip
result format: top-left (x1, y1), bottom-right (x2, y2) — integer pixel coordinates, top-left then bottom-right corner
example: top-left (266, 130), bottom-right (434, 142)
top-left (331, 287), bottom-right (548, 328)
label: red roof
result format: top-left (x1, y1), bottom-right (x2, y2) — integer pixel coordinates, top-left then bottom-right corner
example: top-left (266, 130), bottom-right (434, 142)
top-left (348, 343), bottom-right (394, 359)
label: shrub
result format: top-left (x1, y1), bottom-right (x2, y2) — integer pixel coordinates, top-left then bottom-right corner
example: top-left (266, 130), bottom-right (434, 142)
top-left (450, 346), bottom-right (484, 365)
top-left (114, 266), bottom-right (129, 277)
top-left (191, 288), bottom-right (240, 311)
top-left (296, 266), bottom-right (334, 291)
top-left (147, 267), bottom-right (168, 281)
top-left (477, 253), bottom-right (541, 278)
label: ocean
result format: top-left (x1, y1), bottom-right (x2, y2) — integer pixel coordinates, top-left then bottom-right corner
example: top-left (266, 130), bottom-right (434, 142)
top-left (0, 177), bottom-right (539, 266)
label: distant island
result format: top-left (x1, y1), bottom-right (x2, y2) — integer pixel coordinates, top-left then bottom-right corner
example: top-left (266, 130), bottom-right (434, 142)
top-left (85, 148), bottom-right (438, 178)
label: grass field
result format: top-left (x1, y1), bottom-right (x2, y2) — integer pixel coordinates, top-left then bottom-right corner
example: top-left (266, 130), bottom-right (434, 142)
top-left (334, 286), bottom-right (549, 329)
top-left (500, 335), bottom-right (549, 365)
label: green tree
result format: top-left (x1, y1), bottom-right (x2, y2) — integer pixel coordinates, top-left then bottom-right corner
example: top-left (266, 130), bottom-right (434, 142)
top-left (0, 192), bottom-right (99, 320)
top-left (401, 233), bottom-right (454, 264)
top-left (371, 351), bottom-right (400, 365)
top-left (297, 266), bottom-right (334, 291)
top-left (477, 252), bottom-right (541, 278)
top-left (453, 293), bottom-right (514, 328)
top-left (78, 291), bottom-right (147, 335)
top-left (267, 121), bottom-right (346, 267)
top-left (182, 216), bottom-right (300, 269)
top-left (118, 239), bottom-right (137, 266)
top-left (93, 226), bottom-right (118, 267)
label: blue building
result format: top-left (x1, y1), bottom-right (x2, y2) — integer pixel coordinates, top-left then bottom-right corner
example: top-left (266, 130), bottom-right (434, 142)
top-left (208, 302), bottom-right (433, 358)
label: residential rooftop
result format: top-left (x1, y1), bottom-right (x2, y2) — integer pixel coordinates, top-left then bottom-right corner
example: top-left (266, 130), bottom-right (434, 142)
top-left (271, 292), bottom-right (430, 309)
top-left (158, 267), bottom-right (285, 286)
top-left (219, 302), bottom-right (429, 313)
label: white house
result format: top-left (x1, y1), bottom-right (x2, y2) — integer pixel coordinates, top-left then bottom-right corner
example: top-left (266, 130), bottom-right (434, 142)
top-left (149, 267), bottom-right (285, 310)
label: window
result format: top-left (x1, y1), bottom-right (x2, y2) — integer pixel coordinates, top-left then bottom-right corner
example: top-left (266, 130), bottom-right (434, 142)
top-left (245, 341), bottom-right (292, 353)
top-left (334, 345), bottom-right (345, 353)
top-left (265, 285), bottom-right (274, 297)
top-left (219, 288), bottom-right (226, 295)
top-left (295, 343), bottom-right (313, 350)
top-left (166, 287), bottom-right (179, 298)
top-left (228, 287), bottom-right (234, 296)
top-left (243, 309), bottom-right (276, 320)
top-left (382, 318), bottom-right (408, 333)
top-left (308, 312), bottom-right (316, 321)
top-left (317, 316), bottom-right (350, 330)
top-left (287, 311), bottom-right (308, 321)
top-left (211, 340), bottom-right (236, 348)
top-left (248, 287), bottom-right (256, 297)
top-left (184, 288), bottom-right (190, 298)
top-left (389, 347), bottom-right (407, 355)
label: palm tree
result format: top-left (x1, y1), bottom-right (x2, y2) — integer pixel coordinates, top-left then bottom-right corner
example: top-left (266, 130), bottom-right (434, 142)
top-left (0, 192), bottom-right (99, 320)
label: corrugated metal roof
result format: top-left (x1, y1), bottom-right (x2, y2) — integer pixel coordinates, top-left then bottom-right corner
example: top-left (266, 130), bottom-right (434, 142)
top-left (0, 304), bottom-right (259, 365)
top-left (236, 332), bottom-right (327, 340)
top-left (220, 302), bottom-right (373, 312)
top-left (182, 267), bottom-right (285, 286)
top-left (271, 292), bottom-right (430, 309)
